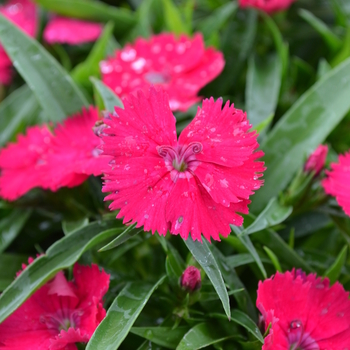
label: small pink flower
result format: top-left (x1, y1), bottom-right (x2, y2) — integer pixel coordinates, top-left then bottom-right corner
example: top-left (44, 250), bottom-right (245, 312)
top-left (304, 145), bottom-right (328, 176)
top-left (257, 270), bottom-right (350, 350)
top-left (322, 151), bottom-right (350, 216)
top-left (239, 0), bottom-right (296, 14)
top-left (181, 266), bottom-right (201, 292)
top-left (0, 263), bottom-right (110, 350)
top-left (100, 33), bottom-right (225, 112)
top-left (102, 87), bottom-right (265, 242)
top-left (0, 0), bottom-right (38, 84)
top-left (44, 16), bottom-right (103, 45)
top-left (0, 107), bottom-right (111, 200)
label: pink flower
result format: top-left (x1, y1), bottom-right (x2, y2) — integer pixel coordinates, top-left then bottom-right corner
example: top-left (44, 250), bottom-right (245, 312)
top-left (304, 144), bottom-right (328, 176)
top-left (0, 263), bottom-right (110, 350)
top-left (180, 266), bottom-right (201, 292)
top-left (44, 16), bottom-right (103, 45)
top-left (322, 151), bottom-right (350, 216)
top-left (0, 0), bottom-right (37, 84)
top-left (257, 270), bottom-right (350, 350)
top-left (101, 87), bottom-right (265, 242)
top-left (238, 0), bottom-right (296, 13)
top-left (100, 33), bottom-right (225, 112)
top-left (0, 107), bottom-right (111, 200)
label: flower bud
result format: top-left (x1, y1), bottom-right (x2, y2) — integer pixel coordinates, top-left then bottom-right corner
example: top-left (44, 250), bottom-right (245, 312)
top-left (304, 145), bottom-right (328, 176)
top-left (180, 266), bottom-right (201, 292)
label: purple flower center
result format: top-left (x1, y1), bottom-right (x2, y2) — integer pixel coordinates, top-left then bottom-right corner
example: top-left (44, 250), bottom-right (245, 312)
top-left (288, 320), bottom-right (319, 350)
top-left (144, 71), bottom-right (171, 84)
top-left (157, 142), bottom-right (202, 180)
top-left (40, 309), bottom-right (83, 333)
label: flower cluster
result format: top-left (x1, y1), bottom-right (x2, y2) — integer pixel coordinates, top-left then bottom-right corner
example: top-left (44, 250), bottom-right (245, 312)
top-left (101, 87), bottom-right (265, 242)
top-left (0, 263), bottom-right (109, 349)
top-left (100, 33), bottom-right (225, 111)
top-left (0, 106), bottom-right (111, 200)
top-left (257, 270), bottom-right (350, 349)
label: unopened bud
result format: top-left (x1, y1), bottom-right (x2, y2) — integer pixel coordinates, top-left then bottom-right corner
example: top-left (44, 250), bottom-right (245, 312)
top-left (180, 266), bottom-right (201, 292)
top-left (304, 145), bottom-right (328, 176)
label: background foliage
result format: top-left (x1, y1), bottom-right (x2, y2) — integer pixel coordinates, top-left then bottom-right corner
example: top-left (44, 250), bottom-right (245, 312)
top-left (1, 0), bottom-right (350, 349)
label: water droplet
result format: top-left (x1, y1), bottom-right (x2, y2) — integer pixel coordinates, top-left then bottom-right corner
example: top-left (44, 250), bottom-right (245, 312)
top-left (289, 320), bottom-right (302, 330)
top-left (120, 48), bottom-right (136, 61)
top-left (131, 57), bottom-right (146, 71)
top-left (175, 216), bottom-right (183, 230)
top-left (144, 214), bottom-right (149, 219)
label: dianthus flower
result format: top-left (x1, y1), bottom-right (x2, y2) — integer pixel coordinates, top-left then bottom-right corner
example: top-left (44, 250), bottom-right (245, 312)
top-left (44, 16), bottom-right (103, 45)
top-left (0, 0), bottom-right (37, 84)
top-left (101, 87), bottom-right (265, 242)
top-left (0, 106), bottom-right (111, 200)
top-left (239, 0), bottom-right (296, 13)
top-left (322, 151), bottom-right (350, 216)
top-left (0, 263), bottom-right (110, 350)
top-left (304, 144), bottom-right (328, 177)
top-left (100, 33), bottom-right (224, 112)
top-left (257, 270), bottom-right (350, 350)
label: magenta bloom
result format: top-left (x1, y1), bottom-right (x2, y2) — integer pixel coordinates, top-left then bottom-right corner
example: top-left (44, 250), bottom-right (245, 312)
top-left (44, 16), bottom-right (103, 45)
top-left (304, 144), bottom-right (328, 176)
top-left (257, 270), bottom-right (350, 350)
top-left (239, 0), bottom-right (296, 13)
top-left (0, 0), bottom-right (37, 84)
top-left (0, 107), bottom-right (111, 200)
top-left (181, 266), bottom-right (201, 292)
top-left (102, 87), bottom-right (265, 242)
top-left (0, 263), bottom-right (110, 350)
top-left (322, 151), bottom-right (350, 216)
top-left (100, 33), bottom-right (225, 112)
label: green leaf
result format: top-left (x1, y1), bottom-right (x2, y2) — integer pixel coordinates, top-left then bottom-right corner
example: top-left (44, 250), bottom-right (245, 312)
top-left (196, 2), bottom-right (237, 43)
top-left (0, 85), bottom-right (41, 147)
top-left (90, 77), bottom-right (124, 112)
top-left (324, 246), bottom-right (347, 284)
top-left (0, 209), bottom-right (32, 253)
top-left (86, 276), bottom-right (166, 350)
top-left (34, 0), bottom-right (136, 32)
top-left (0, 14), bottom-right (88, 122)
top-left (98, 224), bottom-right (141, 251)
top-left (62, 218), bottom-right (89, 236)
top-left (184, 238), bottom-right (230, 319)
top-left (241, 198), bottom-right (292, 236)
top-left (162, 0), bottom-right (189, 35)
top-left (246, 54), bottom-right (281, 128)
top-left (71, 22), bottom-right (114, 85)
top-left (131, 326), bottom-right (190, 349)
top-left (252, 114), bottom-right (273, 134)
top-left (0, 219), bottom-right (122, 323)
top-left (261, 13), bottom-right (288, 77)
top-left (225, 253), bottom-right (270, 269)
top-left (263, 246), bottom-right (283, 272)
top-left (299, 9), bottom-right (342, 51)
top-left (332, 26), bottom-right (350, 67)
top-left (176, 323), bottom-right (234, 350)
top-left (232, 227), bottom-right (266, 279)
top-left (211, 310), bottom-right (264, 343)
top-left (0, 253), bottom-right (27, 291)
top-left (210, 245), bottom-right (257, 320)
top-left (251, 57), bottom-right (350, 212)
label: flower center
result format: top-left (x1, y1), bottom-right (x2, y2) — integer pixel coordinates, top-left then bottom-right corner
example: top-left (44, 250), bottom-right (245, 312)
top-left (288, 320), bottom-right (319, 350)
top-left (144, 71), bottom-right (171, 84)
top-left (157, 142), bottom-right (202, 178)
top-left (40, 309), bottom-right (83, 333)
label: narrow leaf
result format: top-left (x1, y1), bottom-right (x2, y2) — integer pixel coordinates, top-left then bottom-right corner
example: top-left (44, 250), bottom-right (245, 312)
top-left (62, 218), bottom-right (89, 236)
top-left (0, 219), bottom-right (122, 323)
top-left (0, 14), bottom-right (88, 122)
top-left (324, 246), bottom-right (347, 284)
top-left (0, 253), bottom-right (27, 291)
top-left (0, 209), bottom-right (32, 253)
top-left (98, 224), bottom-right (140, 251)
top-left (72, 22), bottom-right (114, 85)
top-left (86, 276), bottom-right (166, 350)
top-left (241, 198), bottom-right (292, 236)
top-left (184, 238), bottom-right (230, 319)
top-left (251, 57), bottom-right (350, 212)
top-left (246, 54), bottom-right (281, 128)
top-left (263, 246), bottom-right (283, 272)
top-left (90, 77), bottom-right (124, 112)
top-left (162, 0), bottom-right (189, 35)
top-left (131, 326), bottom-right (190, 349)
